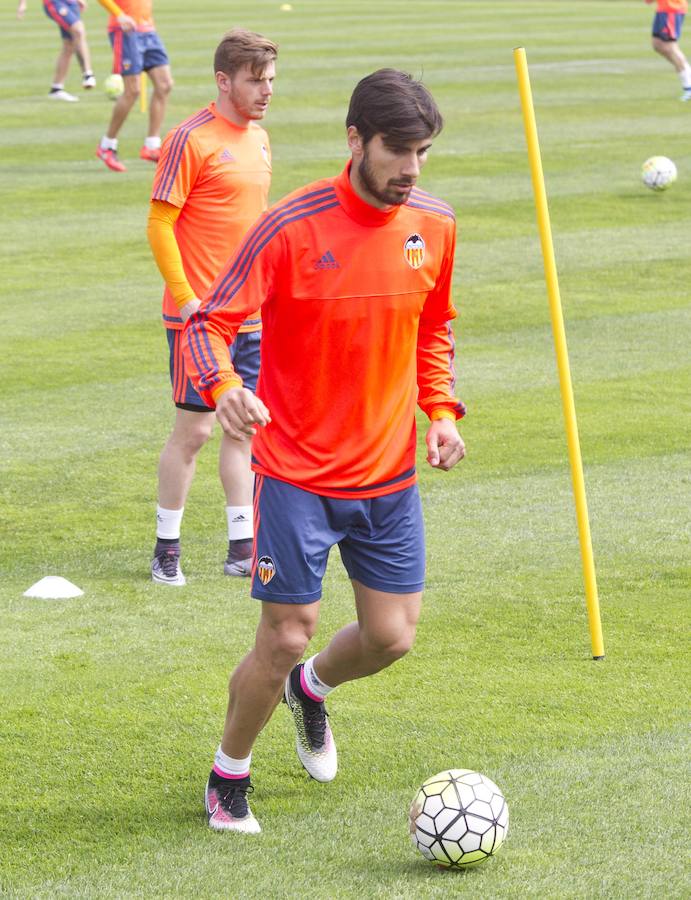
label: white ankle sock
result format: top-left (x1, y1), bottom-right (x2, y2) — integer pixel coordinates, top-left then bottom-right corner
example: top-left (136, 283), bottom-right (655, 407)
top-left (226, 505), bottom-right (253, 541)
top-left (679, 65), bottom-right (691, 89)
top-left (100, 136), bottom-right (118, 151)
top-left (156, 505), bottom-right (183, 540)
top-left (302, 655), bottom-right (334, 701)
top-left (144, 136), bottom-right (161, 150)
top-left (214, 746), bottom-right (251, 777)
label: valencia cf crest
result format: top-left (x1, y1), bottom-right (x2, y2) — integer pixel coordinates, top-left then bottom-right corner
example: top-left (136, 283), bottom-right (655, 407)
top-left (404, 233), bottom-right (425, 269)
top-left (257, 555), bottom-right (276, 585)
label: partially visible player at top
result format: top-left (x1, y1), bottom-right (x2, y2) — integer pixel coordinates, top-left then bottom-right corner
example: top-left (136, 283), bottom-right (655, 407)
top-left (17, 0), bottom-right (96, 102)
top-left (183, 68), bottom-right (466, 834)
top-left (646, 0), bottom-right (691, 99)
top-left (95, 0), bottom-right (173, 171)
top-left (147, 28), bottom-right (277, 586)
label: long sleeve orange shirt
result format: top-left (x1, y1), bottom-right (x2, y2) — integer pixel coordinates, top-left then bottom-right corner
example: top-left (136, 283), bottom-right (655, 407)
top-left (183, 162), bottom-right (465, 499)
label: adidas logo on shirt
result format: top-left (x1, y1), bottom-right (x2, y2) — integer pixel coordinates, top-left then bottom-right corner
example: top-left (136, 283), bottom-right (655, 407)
top-left (219, 149), bottom-right (235, 163)
top-left (313, 250), bottom-right (340, 270)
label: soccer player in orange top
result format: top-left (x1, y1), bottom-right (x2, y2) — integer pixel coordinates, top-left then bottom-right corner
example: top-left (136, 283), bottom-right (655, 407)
top-left (646, 0), bottom-right (691, 99)
top-left (147, 29), bottom-right (277, 586)
top-left (95, 0), bottom-right (173, 171)
top-left (183, 69), bottom-right (466, 834)
top-left (17, 0), bottom-right (96, 101)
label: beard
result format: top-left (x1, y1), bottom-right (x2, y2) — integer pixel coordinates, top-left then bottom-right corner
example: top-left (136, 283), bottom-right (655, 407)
top-left (358, 148), bottom-right (414, 207)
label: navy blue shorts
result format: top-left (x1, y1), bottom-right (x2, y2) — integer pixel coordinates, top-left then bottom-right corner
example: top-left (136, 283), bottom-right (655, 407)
top-left (251, 475), bottom-right (426, 604)
top-left (167, 328), bottom-right (261, 412)
top-left (110, 29), bottom-right (169, 76)
top-left (652, 11), bottom-right (684, 42)
top-left (43, 0), bottom-right (80, 39)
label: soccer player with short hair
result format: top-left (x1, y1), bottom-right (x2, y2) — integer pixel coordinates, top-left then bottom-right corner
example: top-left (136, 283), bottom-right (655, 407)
top-left (95, 0), bottom-right (173, 171)
top-left (148, 28), bottom-right (277, 586)
top-left (183, 68), bottom-right (466, 834)
top-left (646, 0), bottom-right (691, 99)
top-left (17, 0), bottom-right (96, 101)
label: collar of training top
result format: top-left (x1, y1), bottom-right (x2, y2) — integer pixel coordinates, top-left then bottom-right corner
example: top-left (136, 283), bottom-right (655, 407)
top-left (334, 161), bottom-right (402, 227)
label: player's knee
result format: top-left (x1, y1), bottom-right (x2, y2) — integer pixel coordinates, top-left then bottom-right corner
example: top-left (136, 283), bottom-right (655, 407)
top-left (174, 419), bottom-right (213, 456)
top-left (70, 21), bottom-right (85, 38)
top-left (364, 623), bottom-right (416, 665)
top-left (124, 78), bottom-right (140, 100)
top-left (155, 75), bottom-right (174, 98)
top-left (262, 622), bottom-right (314, 679)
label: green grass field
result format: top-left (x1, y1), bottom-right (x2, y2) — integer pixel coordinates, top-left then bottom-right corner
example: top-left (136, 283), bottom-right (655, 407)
top-left (1, 0), bottom-right (689, 896)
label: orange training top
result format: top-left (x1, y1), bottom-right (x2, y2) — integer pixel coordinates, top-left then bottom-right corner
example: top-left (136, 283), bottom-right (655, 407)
top-left (151, 103), bottom-right (271, 332)
top-left (101, 0), bottom-right (155, 32)
top-left (183, 163), bottom-right (465, 499)
top-left (649, 0), bottom-right (687, 12)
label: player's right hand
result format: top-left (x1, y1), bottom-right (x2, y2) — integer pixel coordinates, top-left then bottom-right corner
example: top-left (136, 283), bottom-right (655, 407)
top-left (179, 298), bottom-right (202, 322)
top-left (117, 13), bottom-right (136, 31)
top-left (215, 387), bottom-right (271, 441)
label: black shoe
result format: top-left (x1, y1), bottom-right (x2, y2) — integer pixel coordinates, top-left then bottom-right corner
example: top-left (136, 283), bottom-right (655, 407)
top-left (151, 542), bottom-right (185, 586)
top-left (283, 664), bottom-right (338, 782)
top-left (224, 538), bottom-right (253, 577)
top-left (205, 771), bottom-right (260, 833)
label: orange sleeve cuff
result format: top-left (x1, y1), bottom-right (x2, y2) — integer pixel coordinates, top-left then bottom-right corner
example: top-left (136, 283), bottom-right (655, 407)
top-left (210, 377), bottom-right (243, 403)
top-left (430, 409), bottom-right (457, 422)
top-left (147, 200), bottom-right (196, 309)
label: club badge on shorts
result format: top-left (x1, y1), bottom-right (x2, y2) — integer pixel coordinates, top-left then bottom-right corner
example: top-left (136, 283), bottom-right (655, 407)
top-left (404, 233), bottom-right (425, 269)
top-left (257, 555), bottom-right (276, 585)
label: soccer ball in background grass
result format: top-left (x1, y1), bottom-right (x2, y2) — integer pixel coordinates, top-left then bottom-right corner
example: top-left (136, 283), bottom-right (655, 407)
top-left (104, 73), bottom-right (124, 100)
top-left (409, 769), bottom-right (509, 868)
top-left (641, 156), bottom-right (677, 191)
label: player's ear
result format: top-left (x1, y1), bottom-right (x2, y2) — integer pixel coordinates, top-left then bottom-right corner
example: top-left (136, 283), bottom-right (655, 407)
top-left (347, 125), bottom-right (364, 156)
top-left (215, 70), bottom-right (230, 94)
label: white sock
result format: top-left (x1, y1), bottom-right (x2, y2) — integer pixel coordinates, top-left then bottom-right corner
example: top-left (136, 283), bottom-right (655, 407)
top-left (226, 505), bottom-right (253, 541)
top-left (144, 135), bottom-right (161, 150)
top-left (156, 505), bottom-right (184, 540)
top-left (214, 746), bottom-right (251, 778)
top-left (302, 655), bottom-right (334, 701)
top-left (100, 136), bottom-right (118, 151)
top-left (680, 65), bottom-right (691, 89)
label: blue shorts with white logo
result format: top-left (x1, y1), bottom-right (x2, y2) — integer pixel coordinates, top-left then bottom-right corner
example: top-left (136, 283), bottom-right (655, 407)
top-left (110, 29), bottom-right (169, 76)
top-left (251, 475), bottom-right (426, 604)
top-left (43, 0), bottom-right (81, 39)
top-left (167, 328), bottom-right (261, 412)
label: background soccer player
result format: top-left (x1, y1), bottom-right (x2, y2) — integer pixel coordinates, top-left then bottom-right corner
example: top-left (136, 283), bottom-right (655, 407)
top-left (646, 0), bottom-right (691, 99)
top-left (147, 29), bottom-right (277, 586)
top-left (17, 0), bottom-right (96, 102)
top-left (95, 0), bottom-right (173, 171)
top-left (183, 69), bottom-right (466, 834)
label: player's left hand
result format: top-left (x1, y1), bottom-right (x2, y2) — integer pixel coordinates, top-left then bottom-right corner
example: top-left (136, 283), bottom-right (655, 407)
top-left (425, 418), bottom-right (465, 471)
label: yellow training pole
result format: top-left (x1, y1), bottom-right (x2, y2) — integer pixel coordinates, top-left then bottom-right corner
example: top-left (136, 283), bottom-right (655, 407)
top-left (513, 47), bottom-right (605, 660)
top-left (140, 72), bottom-right (147, 114)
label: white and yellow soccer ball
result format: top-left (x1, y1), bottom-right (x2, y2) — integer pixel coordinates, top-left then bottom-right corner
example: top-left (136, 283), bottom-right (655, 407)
top-left (409, 769), bottom-right (509, 868)
top-left (104, 73), bottom-right (124, 100)
top-left (641, 156), bottom-right (677, 191)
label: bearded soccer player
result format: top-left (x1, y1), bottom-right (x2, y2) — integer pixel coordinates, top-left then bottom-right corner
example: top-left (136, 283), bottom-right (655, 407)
top-left (646, 0), bottom-right (691, 99)
top-left (95, 0), bottom-right (173, 171)
top-left (147, 29), bottom-right (277, 586)
top-left (183, 69), bottom-right (466, 834)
